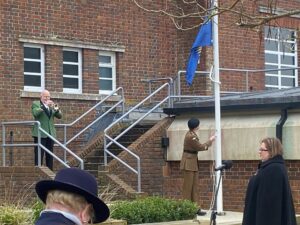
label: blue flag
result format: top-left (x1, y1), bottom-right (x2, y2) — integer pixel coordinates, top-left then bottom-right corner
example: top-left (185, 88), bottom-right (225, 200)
top-left (186, 19), bottom-right (212, 85)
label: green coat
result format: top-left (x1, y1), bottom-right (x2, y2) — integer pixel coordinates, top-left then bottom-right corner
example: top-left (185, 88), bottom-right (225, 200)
top-left (31, 100), bottom-right (62, 138)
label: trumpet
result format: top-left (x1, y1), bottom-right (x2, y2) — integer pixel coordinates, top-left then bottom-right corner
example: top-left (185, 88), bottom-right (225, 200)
top-left (48, 102), bottom-right (59, 111)
top-left (53, 104), bottom-right (59, 111)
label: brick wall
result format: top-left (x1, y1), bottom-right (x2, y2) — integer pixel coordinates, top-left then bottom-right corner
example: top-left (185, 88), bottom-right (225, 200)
top-left (107, 118), bottom-right (300, 213)
top-left (0, 0), bottom-right (300, 214)
top-left (0, 167), bottom-right (52, 204)
top-left (162, 160), bottom-right (300, 213)
top-left (217, 0), bottom-right (300, 92)
top-left (0, 0), bottom-right (299, 124)
top-left (107, 117), bottom-right (174, 195)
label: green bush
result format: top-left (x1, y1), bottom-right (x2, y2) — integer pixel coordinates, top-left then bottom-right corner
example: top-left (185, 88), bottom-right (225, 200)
top-left (110, 196), bottom-right (198, 224)
top-left (0, 204), bottom-right (32, 225)
top-left (31, 200), bottom-right (44, 223)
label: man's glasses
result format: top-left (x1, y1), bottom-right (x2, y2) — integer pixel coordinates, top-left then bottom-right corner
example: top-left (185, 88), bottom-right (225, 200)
top-left (258, 148), bottom-right (268, 152)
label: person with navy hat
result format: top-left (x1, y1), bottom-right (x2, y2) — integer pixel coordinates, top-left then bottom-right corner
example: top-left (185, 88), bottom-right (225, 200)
top-left (35, 167), bottom-right (110, 225)
top-left (180, 118), bottom-right (215, 216)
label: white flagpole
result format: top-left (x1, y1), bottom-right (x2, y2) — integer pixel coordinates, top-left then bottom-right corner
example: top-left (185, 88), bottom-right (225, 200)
top-left (212, 0), bottom-right (223, 213)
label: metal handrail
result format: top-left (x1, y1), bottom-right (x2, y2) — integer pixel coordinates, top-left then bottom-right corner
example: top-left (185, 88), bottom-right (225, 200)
top-left (1, 121), bottom-right (83, 169)
top-left (141, 77), bottom-right (175, 104)
top-left (56, 87), bottom-right (125, 160)
top-left (176, 67), bottom-right (300, 96)
top-left (104, 82), bottom-right (171, 192)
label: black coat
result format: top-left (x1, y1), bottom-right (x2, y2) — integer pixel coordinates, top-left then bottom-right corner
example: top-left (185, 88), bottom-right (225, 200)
top-left (242, 155), bottom-right (296, 225)
top-left (35, 212), bottom-right (77, 225)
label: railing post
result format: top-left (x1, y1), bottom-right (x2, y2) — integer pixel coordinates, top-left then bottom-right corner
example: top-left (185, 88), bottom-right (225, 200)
top-left (37, 127), bottom-right (41, 167)
top-left (177, 71), bottom-right (181, 101)
top-left (149, 81), bottom-right (152, 104)
top-left (137, 158), bottom-right (141, 193)
top-left (104, 136), bottom-right (107, 166)
top-left (2, 124), bottom-right (6, 166)
top-left (121, 88), bottom-right (125, 116)
top-left (246, 71), bottom-right (249, 92)
top-left (9, 131), bottom-right (13, 166)
top-left (63, 125), bottom-right (67, 145)
top-left (64, 125), bottom-right (67, 162)
top-left (168, 83), bottom-right (172, 108)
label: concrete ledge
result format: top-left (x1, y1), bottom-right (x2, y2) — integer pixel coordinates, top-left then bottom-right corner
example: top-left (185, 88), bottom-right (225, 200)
top-left (130, 211), bottom-right (300, 225)
top-left (98, 219), bottom-right (127, 225)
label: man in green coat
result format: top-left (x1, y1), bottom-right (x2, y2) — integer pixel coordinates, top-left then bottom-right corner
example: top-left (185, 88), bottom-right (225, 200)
top-left (32, 90), bottom-right (62, 170)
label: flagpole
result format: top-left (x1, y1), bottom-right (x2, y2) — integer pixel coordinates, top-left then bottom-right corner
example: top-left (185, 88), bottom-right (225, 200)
top-left (212, 0), bottom-right (223, 213)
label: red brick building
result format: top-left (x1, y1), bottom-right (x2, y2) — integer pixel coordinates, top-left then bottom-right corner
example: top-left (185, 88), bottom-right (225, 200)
top-left (0, 0), bottom-right (299, 215)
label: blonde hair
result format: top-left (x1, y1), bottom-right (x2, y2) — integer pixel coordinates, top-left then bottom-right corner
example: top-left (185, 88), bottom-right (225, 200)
top-left (261, 137), bottom-right (283, 158)
top-left (46, 190), bottom-right (94, 220)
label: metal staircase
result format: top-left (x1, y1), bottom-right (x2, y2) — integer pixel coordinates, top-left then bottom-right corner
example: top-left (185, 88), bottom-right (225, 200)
top-left (1, 81), bottom-right (173, 200)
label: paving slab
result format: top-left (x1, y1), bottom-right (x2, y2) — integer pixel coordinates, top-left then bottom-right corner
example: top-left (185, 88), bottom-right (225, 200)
top-left (132, 211), bottom-right (243, 225)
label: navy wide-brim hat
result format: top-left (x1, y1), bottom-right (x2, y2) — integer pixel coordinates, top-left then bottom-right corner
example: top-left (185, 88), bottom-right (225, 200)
top-left (35, 168), bottom-right (110, 223)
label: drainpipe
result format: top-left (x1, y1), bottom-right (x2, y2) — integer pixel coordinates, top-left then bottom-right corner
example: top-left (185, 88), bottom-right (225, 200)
top-left (276, 109), bottom-right (288, 142)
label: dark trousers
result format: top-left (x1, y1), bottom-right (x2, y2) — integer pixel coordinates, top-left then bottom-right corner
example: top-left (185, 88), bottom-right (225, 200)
top-left (34, 137), bottom-right (54, 170)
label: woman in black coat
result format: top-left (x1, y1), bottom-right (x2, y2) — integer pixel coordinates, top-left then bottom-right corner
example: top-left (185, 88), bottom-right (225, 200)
top-left (242, 137), bottom-right (296, 225)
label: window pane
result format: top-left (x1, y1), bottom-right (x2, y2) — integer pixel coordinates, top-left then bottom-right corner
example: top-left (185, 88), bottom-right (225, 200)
top-left (264, 26), bottom-right (297, 89)
top-left (265, 40), bottom-right (278, 51)
top-left (265, 53), bottom-right (278, 63)
top-left (24, 47), bottom-right (40, 59)
top-left (265, 65), bottom-right (278, 75)
top-left (281, 55), bottom-right (295, 65)
top-left (99, 80), bottom-right (112, 90)
top-left (24, 75), bottom-right (41, 86)
top-left (265, 76), bottom-right (278, 85)
top-left (99, 67), bottom-right (112, 78)
top-left (63, 51), bottom-right (78, 62)
top-left (280, 29), bottom-right (295, 41)
top-left (24, 61), bottom-right (41, 73)
top-left (265, 26), bottom-right (279, 39)
top-left (282, 77), bottom-right (295, 86)
top-left (99, 55), bottom-right (111, 63)
top-left (63, 64), bottom-right (79, 75)
top-left (280, 42), bottom-right (295, 53)
top-left (265, 86), bottom-right (277, 90)
top-left (63, 77), bottom-right (78, 89)
top-left (281, 67), bottom-right (296, 76)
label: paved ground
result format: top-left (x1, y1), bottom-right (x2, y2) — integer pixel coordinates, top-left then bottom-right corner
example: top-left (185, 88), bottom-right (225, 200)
top-left (133, 210), bottom-right (300, 225)
top-left (133, 211), bottom-right (243, 225)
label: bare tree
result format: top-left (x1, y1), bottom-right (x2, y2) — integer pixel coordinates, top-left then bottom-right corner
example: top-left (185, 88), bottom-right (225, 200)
top-left (132, 0), bottom-right (300, 30)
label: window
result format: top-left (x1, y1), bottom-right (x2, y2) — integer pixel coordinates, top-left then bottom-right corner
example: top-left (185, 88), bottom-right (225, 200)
top-left (63, 48), bottom-right (82, 94)
top-left (264, 26), bottom-right (298, 89)
top-left (24, 44), bottom-right (45, 91)
top-left (99, 51), bottom-right (116, 94)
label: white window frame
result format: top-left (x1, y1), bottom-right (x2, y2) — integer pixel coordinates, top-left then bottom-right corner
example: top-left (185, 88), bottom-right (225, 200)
top-left (63, 47), bottom-right (82, 94)
top-left (99, 51), bottom-right (116, 95)
top-left (23, 44), bottom-right (45, 92)
top-left (264, 27), bottom-right (298, 89)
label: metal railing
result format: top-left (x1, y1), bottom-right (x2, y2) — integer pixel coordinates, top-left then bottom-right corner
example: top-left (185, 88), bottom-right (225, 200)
top-left (1, 121), bottom-right (84, 169)
top-left (176, 67), bottom-right (300, 97)
top-left (56, 87), bottom-right (125, 161)
top-left (104, 82), bottom-right (171, 192)
top-left (141, 77), bottom-right (175, 106)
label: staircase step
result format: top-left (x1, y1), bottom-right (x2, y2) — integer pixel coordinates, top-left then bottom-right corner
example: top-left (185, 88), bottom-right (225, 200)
top-left (77, 122), bottom-right (154, 201)
top-left (106, 174), bottom-right (137, 194)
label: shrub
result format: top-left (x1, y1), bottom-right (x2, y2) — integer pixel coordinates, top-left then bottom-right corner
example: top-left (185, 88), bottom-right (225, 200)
top-left (110, 196), bottom-right (198, 224)
top-left (31, 200), bottom-right (44, 223)
top-left (0, 204), bottom-right (32, 225)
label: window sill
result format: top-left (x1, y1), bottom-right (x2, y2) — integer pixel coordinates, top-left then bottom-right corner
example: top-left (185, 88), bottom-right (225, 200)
top-left (20, 90), bottom-right (121, 102)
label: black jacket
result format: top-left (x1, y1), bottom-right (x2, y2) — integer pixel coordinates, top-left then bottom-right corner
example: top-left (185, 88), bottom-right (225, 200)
top-left (242, 155), bottom-right (296, 225)
top-left (35, 212), bottom-right (77, 225)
